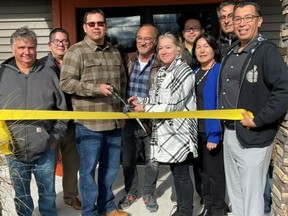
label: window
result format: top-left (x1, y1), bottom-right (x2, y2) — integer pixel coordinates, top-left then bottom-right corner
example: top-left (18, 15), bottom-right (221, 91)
top-left (77, 4), bottom-right (218, 53)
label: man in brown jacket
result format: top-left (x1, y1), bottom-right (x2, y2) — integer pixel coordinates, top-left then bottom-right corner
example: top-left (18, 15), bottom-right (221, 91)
top-left (118, 24), bottom-right (162, 213)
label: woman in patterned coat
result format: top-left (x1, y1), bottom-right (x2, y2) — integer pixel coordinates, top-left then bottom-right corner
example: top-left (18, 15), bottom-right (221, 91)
top-left (129, 32), bottom-right (198, 216)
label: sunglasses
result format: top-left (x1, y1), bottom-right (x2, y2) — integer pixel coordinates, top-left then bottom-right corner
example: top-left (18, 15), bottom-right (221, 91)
top-left (86, 21), bottom-right (106, 28)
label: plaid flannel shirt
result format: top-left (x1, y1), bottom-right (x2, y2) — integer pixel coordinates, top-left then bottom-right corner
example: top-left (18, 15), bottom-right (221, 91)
top-left (60, 36), bottom-right (127, 131)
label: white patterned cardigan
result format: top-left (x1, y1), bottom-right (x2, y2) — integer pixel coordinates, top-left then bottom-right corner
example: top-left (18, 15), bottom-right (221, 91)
top-left (138, 57), bottom-right (198, 163)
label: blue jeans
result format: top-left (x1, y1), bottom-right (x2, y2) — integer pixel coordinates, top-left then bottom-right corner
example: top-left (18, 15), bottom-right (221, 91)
top-left (122, 120), bottom-right (159, 195)
top-left (76, 124), bottom-right (122, 216)
top-left (264, 173), bottom-right (271, 213)
top-left (7, 149), bottom-right (57, 216)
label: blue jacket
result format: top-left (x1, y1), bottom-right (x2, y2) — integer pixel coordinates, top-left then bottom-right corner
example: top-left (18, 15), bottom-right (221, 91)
top-left (195, 62), bottom-right (221, 144)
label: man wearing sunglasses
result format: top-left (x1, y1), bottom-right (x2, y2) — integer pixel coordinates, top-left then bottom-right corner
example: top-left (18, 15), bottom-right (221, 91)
top-left (60, 9), bottom-right (127, 216)
top-left (39, 28), bottom-right (81, 211)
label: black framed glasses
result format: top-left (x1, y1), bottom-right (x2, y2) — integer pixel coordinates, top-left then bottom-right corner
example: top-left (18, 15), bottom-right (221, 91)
top-left (50, 39), bottom-right (69, 46)
top-left (184, 26), bottom-right (202, 32)
top-left (219, 13), bottom-right (233, 23)
top-left (233, 14), bottom-right (259, 25)
top-left (86, 21), bottom-right (106, 28)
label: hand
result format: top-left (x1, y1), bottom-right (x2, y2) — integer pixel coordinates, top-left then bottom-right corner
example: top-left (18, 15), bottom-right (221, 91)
top-left (128, 96), bottom-right (138, 105)
top-left (206, 142), bottom-right (217, 151)
top-left (240, 111), bottom-right (256, 129)
top-left (100, 84), bottom-right (113, 96)
top-left (134, 104), bottom-right (145, 112)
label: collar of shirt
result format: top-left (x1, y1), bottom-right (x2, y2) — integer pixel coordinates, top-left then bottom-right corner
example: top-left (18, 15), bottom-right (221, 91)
top-left (84, 35), bottom-right (110, 52)
top-left (233, 34), bottom-right (266, 54)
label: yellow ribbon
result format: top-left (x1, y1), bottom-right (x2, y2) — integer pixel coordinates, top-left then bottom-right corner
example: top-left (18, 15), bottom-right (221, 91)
top-left (0, 120), bottom-right (13, 155)
top-left (0, 109), bottom-right (253, 155)
top-left (0, 109), bottom-right (251, 120)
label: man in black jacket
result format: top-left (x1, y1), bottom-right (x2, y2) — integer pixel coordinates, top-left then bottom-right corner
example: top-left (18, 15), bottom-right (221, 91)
top-left (39, 28), bottom-right (81, 211)
top-left (216, 1), bottom-right (238, 57)
top-left (218, 2), bottom-right (288, 216)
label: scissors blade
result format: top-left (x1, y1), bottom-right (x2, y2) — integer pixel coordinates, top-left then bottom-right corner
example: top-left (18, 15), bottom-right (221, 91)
top-left (108, 86), bottom-right (147, 133)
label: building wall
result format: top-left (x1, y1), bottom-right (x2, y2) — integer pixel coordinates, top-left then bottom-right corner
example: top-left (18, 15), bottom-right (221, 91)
top-left (0, 0), bottom-right (52, 63)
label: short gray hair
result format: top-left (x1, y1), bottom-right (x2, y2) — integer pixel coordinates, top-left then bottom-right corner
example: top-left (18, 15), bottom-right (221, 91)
top-left (10, 26), bottom-right (37, 49)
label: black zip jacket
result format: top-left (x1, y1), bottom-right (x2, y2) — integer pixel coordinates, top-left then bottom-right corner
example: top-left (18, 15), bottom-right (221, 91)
top-left (219, 35), bottom-right (288, 148)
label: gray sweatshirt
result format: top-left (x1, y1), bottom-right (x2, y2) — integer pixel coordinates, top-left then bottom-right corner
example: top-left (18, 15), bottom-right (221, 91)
top-left (0, 57), bottom-right (67, 162)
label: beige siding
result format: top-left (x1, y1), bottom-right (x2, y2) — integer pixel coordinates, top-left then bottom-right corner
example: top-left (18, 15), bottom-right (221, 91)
top-left (0, 0), bottom-right (52, 63)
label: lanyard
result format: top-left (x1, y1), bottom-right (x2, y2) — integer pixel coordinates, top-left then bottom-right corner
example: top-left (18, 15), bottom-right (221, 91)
top-left (195, 61), bottom-right (216, 86)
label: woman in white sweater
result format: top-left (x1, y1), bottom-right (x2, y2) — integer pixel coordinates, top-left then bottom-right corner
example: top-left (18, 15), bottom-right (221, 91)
top-left (130, 32), bottom-right (198, 216)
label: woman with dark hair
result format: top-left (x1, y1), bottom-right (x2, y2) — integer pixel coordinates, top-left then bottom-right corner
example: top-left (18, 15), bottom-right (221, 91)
top-left (192, 33), bottom-right (226, 216)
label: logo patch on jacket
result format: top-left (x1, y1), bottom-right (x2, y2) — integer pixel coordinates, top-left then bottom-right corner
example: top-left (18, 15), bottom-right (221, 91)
top-left (246, 65), bottom-right (258, 83)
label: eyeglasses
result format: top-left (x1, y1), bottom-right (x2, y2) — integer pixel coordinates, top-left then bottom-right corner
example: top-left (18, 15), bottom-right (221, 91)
top-left (233, 14), bottom-right (259, 25)
top-left (136, 36), bottom-right (155, 43)
top-left (184, 26), bottom-right (202, 32)
top-left (50, 39), bottom-right (69, 46)
top-left (86, 21), bottom-right (106, 28)
top-left (219, 13), bottom-right (233, 23)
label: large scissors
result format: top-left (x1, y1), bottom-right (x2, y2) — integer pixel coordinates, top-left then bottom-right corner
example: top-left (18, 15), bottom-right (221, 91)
top-left (107, 84), bottom-right (148, 133)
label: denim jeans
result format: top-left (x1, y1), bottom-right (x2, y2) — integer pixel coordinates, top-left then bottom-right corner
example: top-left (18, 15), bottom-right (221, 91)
top-left (170, 156), bottom-right (194, 216)
top-left (122, 120), bottom-right (159, 195)
top-left (76, 124), bottom-right (122, 216)
top-left (264, 173), bottom-right (271, 213)
top-left (7, 148), bottom-right (57, 216)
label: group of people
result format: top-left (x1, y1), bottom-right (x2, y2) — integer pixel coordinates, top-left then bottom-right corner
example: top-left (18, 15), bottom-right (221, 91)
top-left (1, 1), bottom-right (288, 216)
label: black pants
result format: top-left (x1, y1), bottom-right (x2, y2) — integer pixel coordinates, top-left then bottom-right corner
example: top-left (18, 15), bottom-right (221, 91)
top-left (171, 156), bottom-right (194, 216)
top-left (199, 132), bottom-right (226, 215)
top-left (122, 120), bottom-right (159, 195)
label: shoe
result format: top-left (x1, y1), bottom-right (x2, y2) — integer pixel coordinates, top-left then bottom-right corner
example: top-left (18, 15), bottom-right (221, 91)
top-left (103, 209), bottom-right (128, 216)
top-left (224, 204), bottom-right (231, 215)
top-left (142, 194), bottom-right (159, 212)
top-left (64, 197), bottom-right (81, 210)
top-left (198, 208), bottom-right (212, 216)
top-left (118, 193), bottom-right (137, 209)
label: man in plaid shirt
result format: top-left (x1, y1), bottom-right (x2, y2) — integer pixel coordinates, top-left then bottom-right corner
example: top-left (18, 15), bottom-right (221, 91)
top-left (60, 9), bottom-right (127, 216)
top-left (118, 24), bottom-right (162, 213)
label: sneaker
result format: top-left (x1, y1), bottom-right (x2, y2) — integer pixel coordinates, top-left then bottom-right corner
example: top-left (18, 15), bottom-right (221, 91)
top-left (64, 197), bottom-right (81, 210)
top-left (118, 193), bottom-right (137, 209)
top-left (224, 204), bottom-right (231, 215)
top-left (142, 194), bottom-right (159, 212)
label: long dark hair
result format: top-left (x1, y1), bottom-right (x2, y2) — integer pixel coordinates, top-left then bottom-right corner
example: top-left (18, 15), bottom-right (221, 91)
top-left (192, 33), bottom-right (222, 68)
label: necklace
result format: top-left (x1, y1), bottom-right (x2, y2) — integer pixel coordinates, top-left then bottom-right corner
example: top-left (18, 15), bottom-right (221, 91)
top-left (195, 62), bottom-right (216, 86)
